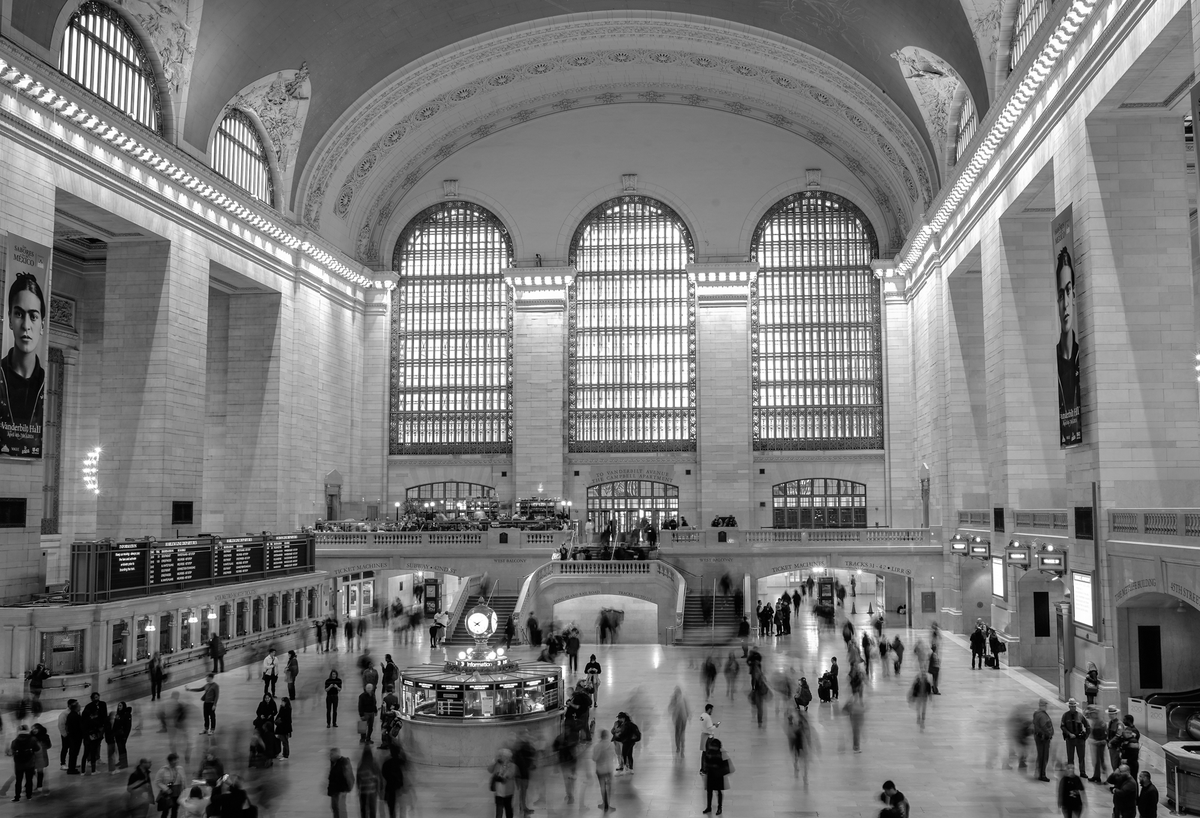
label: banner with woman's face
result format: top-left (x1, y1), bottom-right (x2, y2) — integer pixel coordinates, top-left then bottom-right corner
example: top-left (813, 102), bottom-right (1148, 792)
top-left (1, 232), bottom-right (53, 459)
top-left (1051, 208), bottom-right (1082, 447)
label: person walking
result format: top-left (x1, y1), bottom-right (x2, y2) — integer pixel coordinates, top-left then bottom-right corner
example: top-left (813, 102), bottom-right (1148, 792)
top-left (8, 725), bottom-right (38, 801)
top-left (512, 733), bottom-right (536, 816)
top-left (81, 691), bottom-right (108, 775)
top-left (261, 648), bottom-right (279, 697)
top-left (1137, 771), bottom-right (1158, 818)
top-left (553, 727), bottom-right (578, 805)
top-left (356, 747), bottom-right (380, 818)
top-left (565, 630), bottom-right (581, 675)
top-left (380, 747), bottom-right (407, 818)
top-left (844, 692), bottom-right (865, 753)
top-left (275, 698), bottom-right (293, 759)
top-left (489, 748), bottom-right (518, 818)
top-left (328, 748), bottom-right (354, 818)
top-left (1058, 763), bottom-right (1086, 818)
top-left (358, 684), bottom-right (378, 745)
top-left (909, 670), bottom-right (931, 730)
top-left (591, 730), bottom-right (616, 813)
top-left (891, 636), bottom-right (905, 675)
top-left (701, 738), bottom-right (732, 815)
top-left (148, 655), bottom-right (166, 701)
top-left (722, 652), bottom-right (740, 700)
top-left (504, 616), bottom-right (516, 650)
top-left (154, 753), bottom-right (185, 818)
top-left (125, 757), bottom-right (154, 816)
top-left (1033, 698), bottom-right (1054, 782)
top-left (186, 674), bottom-right (219, 736)
top-left (207, 635), bottom-right (225, 674)
top-left (284, 650), bottom-right (299, 701)
top-left (1060, 698), bottom-right (1089, 778)
top-left (325, 670), bottom-right (343, 728)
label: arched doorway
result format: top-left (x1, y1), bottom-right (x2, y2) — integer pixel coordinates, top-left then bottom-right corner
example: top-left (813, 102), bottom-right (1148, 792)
top-left (1115, 591), bottom-right (1200, 724)
top-left (586, 479), bottom-right (679, 533)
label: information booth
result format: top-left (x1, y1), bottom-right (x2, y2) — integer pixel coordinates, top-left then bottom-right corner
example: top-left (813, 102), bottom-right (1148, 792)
top-left (398, 603), bottom-right (563, 766)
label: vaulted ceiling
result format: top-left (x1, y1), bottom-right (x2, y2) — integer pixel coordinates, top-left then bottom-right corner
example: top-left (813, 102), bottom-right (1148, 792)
top-left (8, 0), bottom-right (997, 260)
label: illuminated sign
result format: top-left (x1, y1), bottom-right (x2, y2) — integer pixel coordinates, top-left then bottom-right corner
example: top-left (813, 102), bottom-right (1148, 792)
top-left (1072, 572), bottom-right (1094, 628)
top-left (991, 556), bottom-right (1005, 599)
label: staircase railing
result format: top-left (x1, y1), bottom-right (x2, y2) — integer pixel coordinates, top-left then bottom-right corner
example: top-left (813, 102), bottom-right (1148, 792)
top-left (444, 573), bottom-right (486, 643)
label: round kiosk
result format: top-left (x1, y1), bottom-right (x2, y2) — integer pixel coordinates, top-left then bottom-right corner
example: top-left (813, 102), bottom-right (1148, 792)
top-left (398, 603), bottom-right (563, 766)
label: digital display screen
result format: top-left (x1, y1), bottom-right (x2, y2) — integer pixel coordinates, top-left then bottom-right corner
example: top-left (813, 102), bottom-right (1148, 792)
top-left (150, 540), bottom-right (213, 586)
top-left (1073, 572), bottom-right (1094, 628)
top-left (991, 556), bottom-right (1005, 599)
top-left (214, 540), bottom-right (265, 578)
top-left (110, 542), bottom-right (148, 590)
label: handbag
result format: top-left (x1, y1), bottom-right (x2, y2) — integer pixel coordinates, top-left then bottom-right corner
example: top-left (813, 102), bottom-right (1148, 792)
top-left (358, 717), bottom-right (369, 736)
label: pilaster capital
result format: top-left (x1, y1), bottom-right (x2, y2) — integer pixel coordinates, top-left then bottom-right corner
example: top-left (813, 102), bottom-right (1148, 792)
top-left (503, 266), bottom-right (576, 312)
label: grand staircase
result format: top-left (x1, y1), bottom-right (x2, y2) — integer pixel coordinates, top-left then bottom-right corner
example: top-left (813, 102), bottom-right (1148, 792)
top-left (677, 593), bottom-right (743, 646)
top-left (444, 594), bottom-right (520, 647)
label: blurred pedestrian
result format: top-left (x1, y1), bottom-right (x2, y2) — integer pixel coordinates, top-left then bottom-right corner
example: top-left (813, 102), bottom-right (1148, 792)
top-left (149, 655), bottom-right (165, 701)
top-left (1058, 763), bottom-right (1085, 818)
top-left (125, 757), bottom-right (154, 816)
top-left (591, 730), bottom-right (615, 813)
top-left (380, 747), bottom-right (407, 818)
top-left (154, 753), bottom-right (185, 818)
top-left (701, 655), bottom-right (717, 700)
top-left (1086, 705), bottom-right (1108, 782)
top-left (553, 728), bottom-right (578, 804)
top-left (843, 692), bottom-right (865, 753)
top-left (700, 737), bottom-right (732, 815)
top-left (1033, 698), bottom-right (1054, 781)
top-left (29, 722), bottom-right (50, 795)
top-left (928, 645), bottom-right (941, 694)
top-left (275, 698), bottom-right (292, 759)
top-left (512, 732), bottom-right (537, 815)
top-left (784, 710), bottom-right (813, 785)
top-left (8, 724), bottom-right (38, 801)
top-left (891, 636), bottom-right (905, 675)
top-left (328, 748), bottom-right (354, 818)
top-left (356, 747), bottom-right (380, 818)
top-left (489, 748), bottom-right (517, 818)
top-left (723, 652), bottom-right (740, 699)
top-left (908, 670), bottom-right (931, 729)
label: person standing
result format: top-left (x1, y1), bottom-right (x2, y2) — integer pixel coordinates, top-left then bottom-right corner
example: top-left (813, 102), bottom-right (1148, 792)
top-left (969, 625), bottom-right (986, 669)
top-left (29, 723), bottom-right (50, 796)
top-left (81, 691), bottom-right (108, 775)
top-left (1137, 771), bottom-right (1158, 818)
top-left (565, 630), bottom-right (581, 675)
top-left (381, 655), bottom-right (399, 698)
top-left (275, 698), bottom-right (293, 760)
top-left (1118, 714), bottom-right (1142, 779)
top-left (148, 654), bottom-right (165, 701)
top-left (356, 747), bottom-right (380, 818)
top-left (512, 734), bottom-right (536, 816)
top-left (261, 648), bottom-right (279, 697)
top-left (1058, 763), bottom-right (1086, 818)
top-left (327, 748), bottom-right (354, 818)
top-left (325, 670), bottom-right (343, 728)
top-left (8, 725), bottom-right (38, 801)
top-left (698, 703), bottom-right (718, 766)
top-left (284, 650), bottom-right (299, 701)
top-left (27, 663), bottom-right (51, 714)
top-left (504, 616), bottom-right (516, 650)
top-left (125, 757), bottom-right (154, 816)
top-left (701, 738), bottom-right (732, 815)
top-left (185, 674), bottom-right (219, 736)
top-left (1106, 706), bottom-right (1124, 774)
top-left (988, 629), bottom-right (1004, 669)
top-left (154, 753), bottom-right (185, 818)
top-left (861, 633), bottom-right (873, 676)
top-left (207, 635), bottom-right (225, 674)
top-left (489, 748), bottom-right (518, 818)
top-left (1032, 699), bottom-right (1054, 782)
top-left (891, 636), bottom-right (905, 675)
top-left (1084, 663), bottom-right (1101, 706)
top-left (829, 657), bottom-right (840, 700)
top-left (592, 730), bottom-right (616, 813)
top-left (64, 699), bottom-right (83, 774)
top-left (358, 684), bottom-right (377, 745)
top-left (1108, 765), bottom-right (1137, 818)
top-left (927, 645), bottom-right (941, 694)
top-left (57, 700), bottom-right (73, 770)
top-left (1060, 698), bottom-right (1089, 779)
top-left (614, 712), bottom-right (640, 773)
top-left (1086, 705), bottom-right (1108, 783)
top-left (112, 701), bottom-right (132, 770)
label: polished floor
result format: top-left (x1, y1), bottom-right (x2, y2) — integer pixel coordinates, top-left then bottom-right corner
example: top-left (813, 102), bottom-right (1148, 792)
top-left (3, 604), bottom-right (1164, 817)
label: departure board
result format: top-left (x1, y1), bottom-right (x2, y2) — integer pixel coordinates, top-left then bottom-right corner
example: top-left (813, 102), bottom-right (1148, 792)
top-left (149, 540), bottom-right (213, 586)
top-left (214, 538), bottom-right (265, 578)
top-left (109, 541), bottom-right (149, 591)
top-left (266, 537), bottom-right (306, 571)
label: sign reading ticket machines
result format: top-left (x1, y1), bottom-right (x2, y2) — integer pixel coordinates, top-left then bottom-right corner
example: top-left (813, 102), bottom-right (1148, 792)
top-left (1, 232), bottom-right (53, 459)
top-left (1051, 208), bottom-right (1081, 447)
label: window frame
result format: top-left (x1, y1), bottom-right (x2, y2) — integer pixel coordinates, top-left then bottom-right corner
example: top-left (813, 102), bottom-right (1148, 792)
top-left (211, 107), bottom-right (276, 206)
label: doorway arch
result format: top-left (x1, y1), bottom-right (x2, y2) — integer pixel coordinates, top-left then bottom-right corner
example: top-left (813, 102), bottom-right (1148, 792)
top-left (586, 479), bottom-right (679, 533)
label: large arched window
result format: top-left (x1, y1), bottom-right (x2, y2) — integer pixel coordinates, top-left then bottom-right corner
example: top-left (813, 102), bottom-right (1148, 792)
top-left (568, 196), bottom-right (696, 452)
top-left (772, 478), bottom-right (866, 529)
top-left (390, 202), bottom-right (514, 454)
top-left (954, 95), bottom-right (978, 163)
top-left (58, 1), bottom-right (162, 134)
top-left (211, 109), bottom-right (274, 206)
top-left (1009, 0), bottom-right (1054, 70)
top-left (750, 191), bottom-right (882, 450)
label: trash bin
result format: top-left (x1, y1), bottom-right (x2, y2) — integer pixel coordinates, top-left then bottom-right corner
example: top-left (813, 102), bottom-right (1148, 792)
top-left (1164, 742), bottom-right (1200, 815)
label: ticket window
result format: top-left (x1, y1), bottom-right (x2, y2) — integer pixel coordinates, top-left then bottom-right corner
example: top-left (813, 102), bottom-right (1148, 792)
top-left (402, 684), bottom-right (435, 717)
top-left (111, 621), bottom-right (128, 666)
top-left (136, 618), bottom-right (150, 661)
top-left (464, 686), bottom-right (494, 718)
top-left (307, 588), bottom-right (316, 619)
top-left (220, 603), bottom-right (232, 638)
top-left (180, 612), bottom-right (194, 651)
top-left (340, 573), bottom-right (375, 618)
top-left (159, 613), bottom-right (173, 655)
top-left (252, 598), bottom-right (264, 633)
top-left (235, 601), bottom-right (247, 637)
top-left (41, 631), bottom-right (84, 675)
top-left (200, 608), bottom-right (213, 644)
top-left (267, 596), bottom-right (278, 629)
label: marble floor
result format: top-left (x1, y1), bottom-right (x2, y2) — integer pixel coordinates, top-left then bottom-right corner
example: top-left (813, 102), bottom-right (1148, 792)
top-left (2, 605), bottom-right (1166, 817)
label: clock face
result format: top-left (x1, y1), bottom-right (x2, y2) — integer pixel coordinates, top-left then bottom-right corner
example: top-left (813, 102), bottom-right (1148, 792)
top-left (467, 611), bottom-right (491, 635)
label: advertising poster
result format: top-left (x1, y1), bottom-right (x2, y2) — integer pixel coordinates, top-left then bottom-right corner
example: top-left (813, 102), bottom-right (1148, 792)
top-left (1051, 207), bottom-right (1081, 447)
top-left (1, 232), bottom-right (53, 459)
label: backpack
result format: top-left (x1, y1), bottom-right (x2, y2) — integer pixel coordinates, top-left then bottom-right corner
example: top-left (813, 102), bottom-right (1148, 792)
top-left (12, 736), bottom-right (35, 764)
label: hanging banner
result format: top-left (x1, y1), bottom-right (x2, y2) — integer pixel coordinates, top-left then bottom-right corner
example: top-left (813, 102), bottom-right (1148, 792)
top-left (1052, 207), bottom-right (1081, 447)
top-left (1, 233), bottom-right (52, 459)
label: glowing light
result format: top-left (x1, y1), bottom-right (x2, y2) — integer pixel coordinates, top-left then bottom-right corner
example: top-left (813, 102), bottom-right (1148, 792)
top-left (82, 446), bottom-right (102, 494)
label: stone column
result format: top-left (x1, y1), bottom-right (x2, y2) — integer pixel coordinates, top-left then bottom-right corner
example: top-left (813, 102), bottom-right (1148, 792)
top-left (507, 269), bottom-right (572, 499)
top-left (363, 277), bottom-right (395, 514)
top-left (98, 239), bottom-right (208, 539)
top-left (691, 264), bottom-right (757, 529)
top-left (877, 265), bottom-right (919, 527)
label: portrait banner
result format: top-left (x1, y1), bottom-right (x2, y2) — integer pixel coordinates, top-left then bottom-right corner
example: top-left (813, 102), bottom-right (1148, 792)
top-left (1, 232), bottom-right (53, 459)
top-left (1052, 207), bottom-right (1081, 447)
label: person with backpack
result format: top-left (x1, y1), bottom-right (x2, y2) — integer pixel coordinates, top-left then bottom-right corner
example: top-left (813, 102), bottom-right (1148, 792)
top-left (1084, 663), bottom-right (1101, 705)
top-left (796, 677), bottom-right (813, 711)
top-left (327, 747), bottom-right (354, 818)
top-left (1060, 698), bottom-right (1089, 778)
top-left (1116, 715), bottom-right (1142, 779)
top-left (1032, 698), bottom-right (1055, 782)
top-left (7, 725), bottom-right (38, 801)
top-left (612, 712), bottom-right (641, 773)
top-left (700, 737), bottom-right (733, 815)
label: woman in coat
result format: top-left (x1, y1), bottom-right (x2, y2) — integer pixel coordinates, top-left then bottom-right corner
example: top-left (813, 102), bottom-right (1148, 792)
top-left (274, 697), bottom-right (293, 760)
top-left (148, 655), bottom-right (165, 701)
top-left (284, 651), bottom-right (299, 701)
top-left (29, 723), bottom-right (51, 794)
top-left (701, 738), bottom-right (732, 815)
top-left (111, 702), bottom-right (132, 770)
top-left (253, 694), bottom-right (277, 730)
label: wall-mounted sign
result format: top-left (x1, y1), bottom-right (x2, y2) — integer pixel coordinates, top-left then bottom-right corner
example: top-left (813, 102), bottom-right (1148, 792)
top-left (1072, 571), bottom-right (1094, 628)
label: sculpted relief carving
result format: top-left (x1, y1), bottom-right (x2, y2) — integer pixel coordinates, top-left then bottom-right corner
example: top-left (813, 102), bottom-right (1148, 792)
top-left (223, 64), bottom-right (312, 207)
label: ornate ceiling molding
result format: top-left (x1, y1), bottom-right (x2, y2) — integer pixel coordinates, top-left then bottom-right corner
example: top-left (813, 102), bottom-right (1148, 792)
top-left (298, 15), bottom-right (936, 236)
top-left (892, 47), bottom-right (966, 172)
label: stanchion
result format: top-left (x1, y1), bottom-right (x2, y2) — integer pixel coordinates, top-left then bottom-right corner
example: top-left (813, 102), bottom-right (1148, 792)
top-left (851, 601), bottom-right (857, 615)
top-left (867, 602), bottom-right (874, 615)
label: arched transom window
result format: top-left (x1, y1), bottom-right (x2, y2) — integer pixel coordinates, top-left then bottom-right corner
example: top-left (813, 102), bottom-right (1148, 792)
top-left (390, 202), bottom-right (514, 454)
top-left (772, 478), bottom-right (866, 529)
top-left (750, 191), bottom-right (882, 450)
top-left (58, 1), bottom-right (162, 134)
top-left (211, 109), bottom-right (274, 206)
top-left (568, 196), bottom-right (696, 452)
top-left (955, 95), bottom-right (978, 163)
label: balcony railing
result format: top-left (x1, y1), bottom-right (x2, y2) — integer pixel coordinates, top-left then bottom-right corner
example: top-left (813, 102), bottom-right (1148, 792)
top-left (1012, 510), bottom-right (1069, 531)
top-left (1109, 510), bottom-right (1200, 538)
top-left (957, 510), bottom-right (992, 527)
top-left (314, 530), bottom-right (575, 550)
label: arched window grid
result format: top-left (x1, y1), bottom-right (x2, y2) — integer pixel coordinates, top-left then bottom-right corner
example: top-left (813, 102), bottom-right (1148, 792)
top-left (57, 1), bottom-right (162, 135)
top-left (567, 196), bottom-right (697, 452)
top-left (955, 95), bottom-right (978, 163)
top-left (389, 202), bottom-right (514, 454)
top-left (1009, 0), bottom-right (1056, 71)
top-left (749, 191), bottom-right (883, 451)
top-left (772, 478), bottom-right (867, 529)
top-left (212, 108), bottom-right (275, 206)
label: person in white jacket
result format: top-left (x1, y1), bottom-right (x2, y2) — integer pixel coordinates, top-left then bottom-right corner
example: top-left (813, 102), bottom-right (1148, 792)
top-left (261, 648), bottom-right (279, 697)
